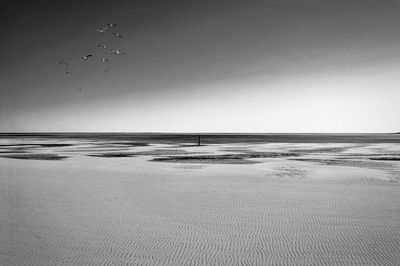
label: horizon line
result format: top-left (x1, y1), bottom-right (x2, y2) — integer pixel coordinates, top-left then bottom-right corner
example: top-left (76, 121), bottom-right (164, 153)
top-left (0, 131), bottom-right (399, 135)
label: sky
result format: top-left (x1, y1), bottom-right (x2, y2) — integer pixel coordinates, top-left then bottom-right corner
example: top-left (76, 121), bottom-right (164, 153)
top-left (1, 0), bottom-right (400, 133)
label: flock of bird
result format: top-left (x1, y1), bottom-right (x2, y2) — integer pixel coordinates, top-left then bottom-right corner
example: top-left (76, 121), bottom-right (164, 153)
top-left (58, 23), bottom-right (127, 91)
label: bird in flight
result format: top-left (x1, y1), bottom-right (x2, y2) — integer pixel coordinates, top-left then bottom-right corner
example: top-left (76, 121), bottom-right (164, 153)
top-left (103, 69), bottom-right (109, 72)
top-left (107, 49), bottom-right (126, 56)
top-left (82, 55), bottom-right (93, 61)
top-left (112, 32), bottom-right (124, 38)
top-left (115, 49), bottom-right (126, 55)
top-left (97, 44), bottom-right (107, 48)
top-left (96, 27), bottom-right (109, 33)
top-left (77, 86), bottom-right (82, 92)
top-left (107, 23), bottom-right (117, 27)
top-left (59, 61), bottom-right (68, 66)
top-left (66, 71), bottom-right (72, 75)
top-left (102, 58), bottom-right (109, 62)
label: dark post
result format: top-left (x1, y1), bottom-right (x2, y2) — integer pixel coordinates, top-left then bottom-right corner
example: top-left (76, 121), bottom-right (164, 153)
top-left (197, 135), bottom-right (201, 146)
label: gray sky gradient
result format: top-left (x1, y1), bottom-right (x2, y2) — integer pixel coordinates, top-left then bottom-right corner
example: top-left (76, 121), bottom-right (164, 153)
top-left (1, 0), bottom-right (400, 132)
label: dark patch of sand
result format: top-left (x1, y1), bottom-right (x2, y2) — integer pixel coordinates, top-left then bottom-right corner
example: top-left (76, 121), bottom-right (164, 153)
top-left (107, 142), bottom-right (149, 147)
top-left (239, 151), bottom-right (300, 158)
top-left (152, 152), bottom-right (300, 164)
top-left (0, 150), bottom-right (28, 154)
top-left (221, 150), bottom-right (301, 158)
top-left (291, 158), bottom-right (390, 170)
top-left (0, 143), bottom-right (73, 148)
top-left (267, 167), bottom-right (307, 179)
top-left (0, 153), bottom-right (68, 160)
top-left (88, 153), bottom-right (137, 158)
top-left (289, 147), bottom-right (349, 153)
top-left (369, 157), bottom-right (400, 161)
top-left (152, 155), bottom-right (258, 164)
top-left (88, 149), bottom-right (198, 158)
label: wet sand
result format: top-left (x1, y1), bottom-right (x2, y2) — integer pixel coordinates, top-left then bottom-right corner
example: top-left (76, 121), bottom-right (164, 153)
top-left (1, 134), bottom-right (400, 265)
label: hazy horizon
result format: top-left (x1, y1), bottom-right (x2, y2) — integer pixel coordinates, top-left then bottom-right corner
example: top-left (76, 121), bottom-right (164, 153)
top-left (2, 0), bottom-right (400, 133)
top-left (0, 131), bottom-right (399, 134)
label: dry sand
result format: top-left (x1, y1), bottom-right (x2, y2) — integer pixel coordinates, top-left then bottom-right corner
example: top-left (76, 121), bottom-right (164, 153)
top-left (1, 135), bottom-right (400, 265)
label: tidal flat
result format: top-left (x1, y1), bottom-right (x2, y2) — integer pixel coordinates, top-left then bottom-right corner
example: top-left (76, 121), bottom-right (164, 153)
top-left (1, 133), bottom-right (400, 265)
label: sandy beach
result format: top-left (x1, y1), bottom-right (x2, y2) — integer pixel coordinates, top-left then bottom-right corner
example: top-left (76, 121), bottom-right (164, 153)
top-left (1, 134), bottom-right (400, 265)
top-left (4, 0), bottom-right (400, 264)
